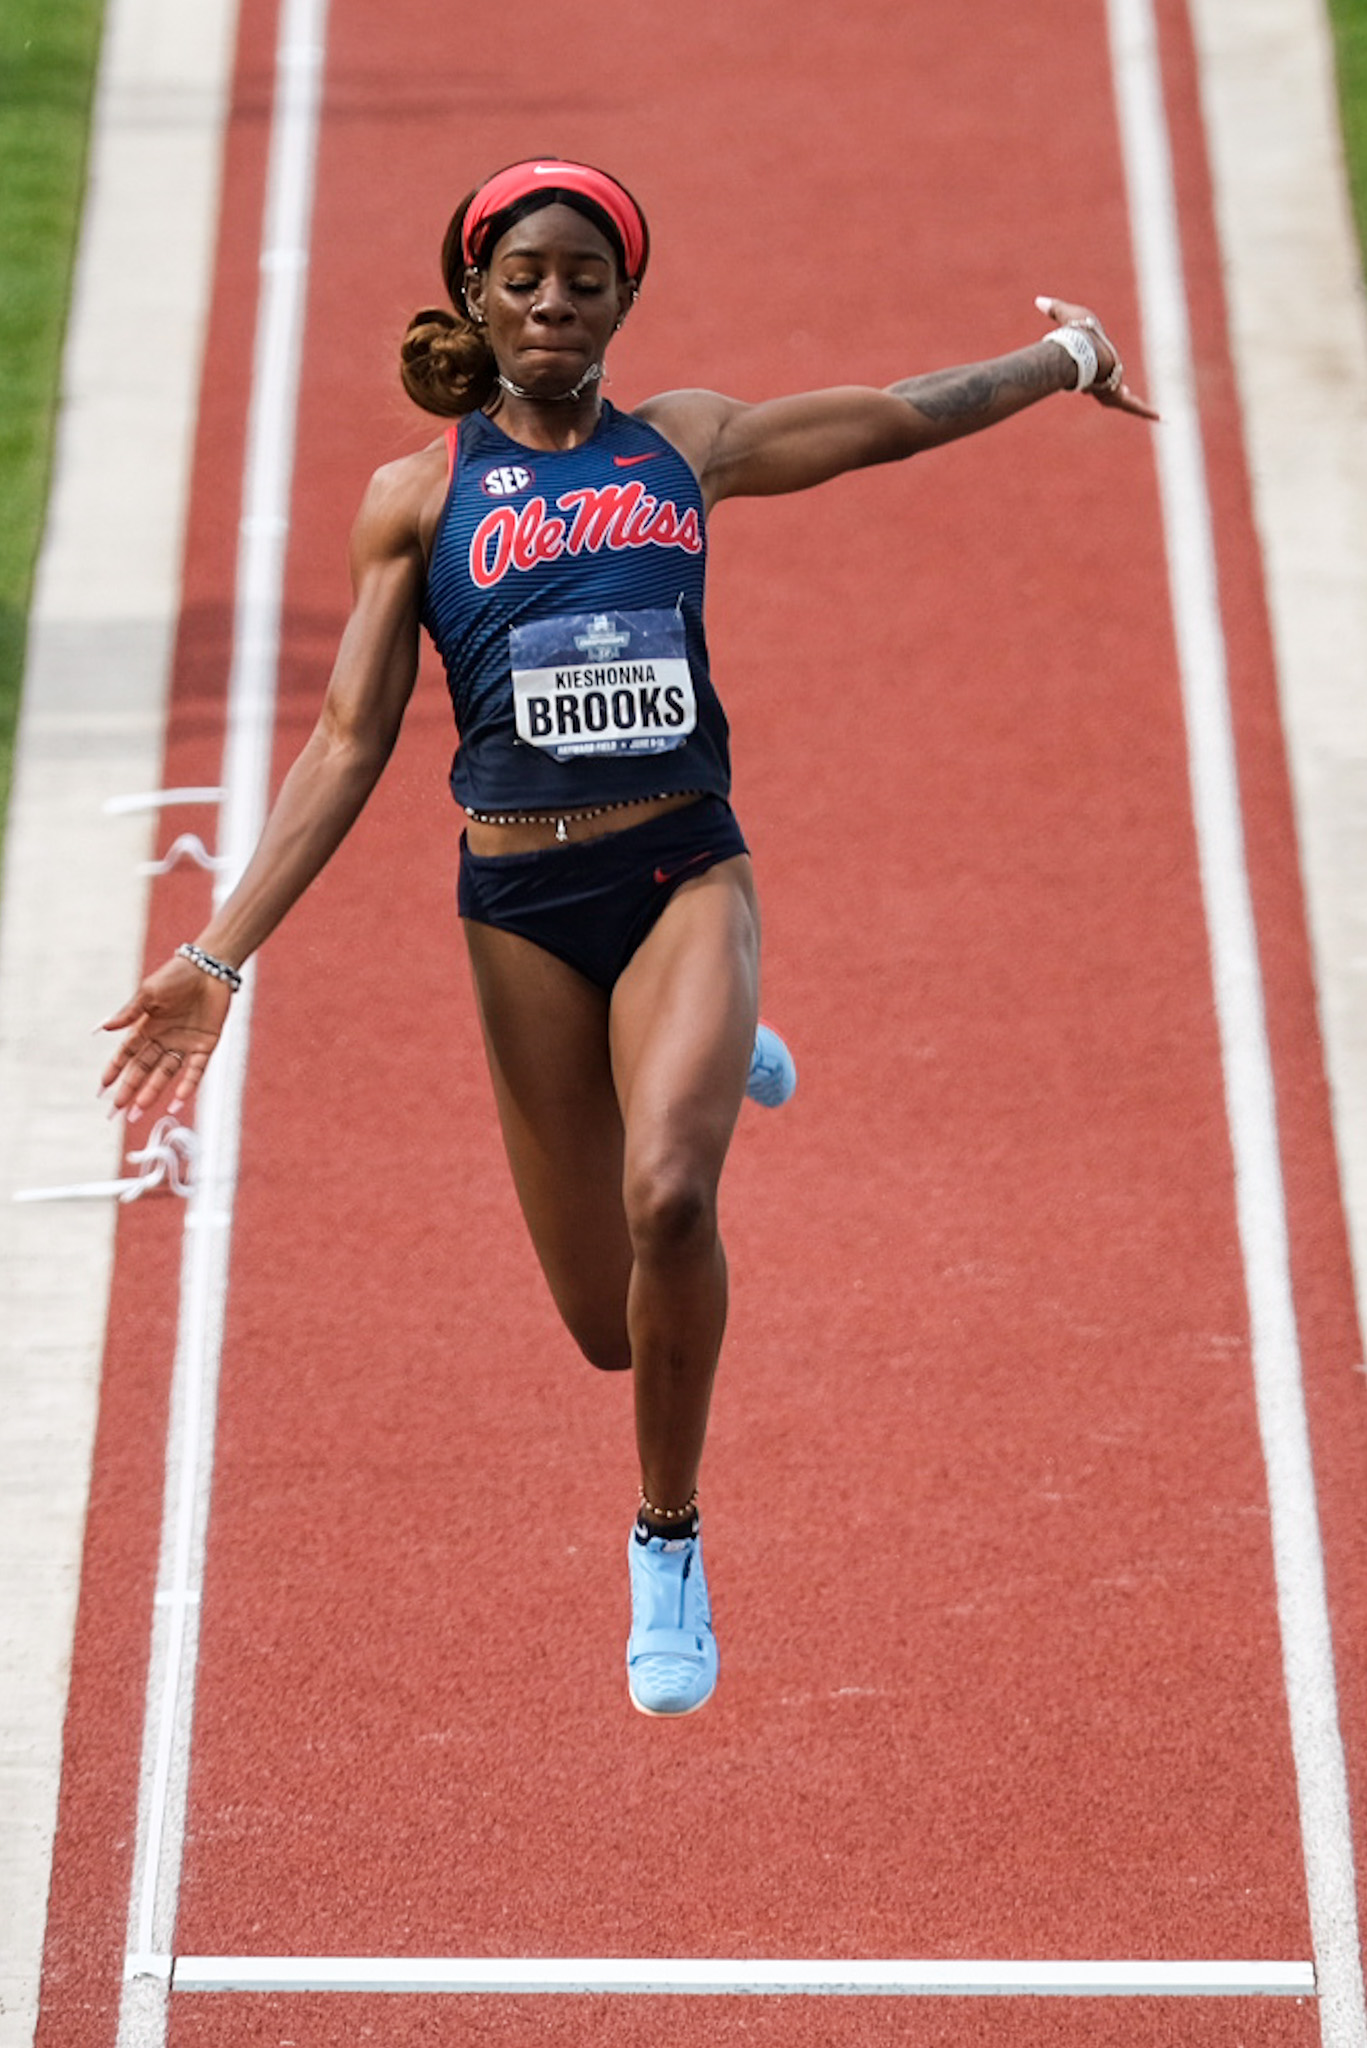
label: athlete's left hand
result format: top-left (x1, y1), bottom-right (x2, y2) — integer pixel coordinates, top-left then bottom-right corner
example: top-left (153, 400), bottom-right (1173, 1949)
top-left (1036, 296), bottom-right (1160, 420)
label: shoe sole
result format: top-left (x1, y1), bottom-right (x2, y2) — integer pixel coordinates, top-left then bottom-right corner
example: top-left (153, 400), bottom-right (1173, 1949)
top-left (628, 1682), bottom-right (716, 1718)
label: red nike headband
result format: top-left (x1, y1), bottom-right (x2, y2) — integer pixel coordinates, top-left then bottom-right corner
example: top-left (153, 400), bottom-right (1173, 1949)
top-left (461, 159), bottom-right (649, 282)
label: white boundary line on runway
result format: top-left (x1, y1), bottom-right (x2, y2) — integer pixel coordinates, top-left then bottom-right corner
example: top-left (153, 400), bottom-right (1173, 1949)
top-left (146, 0), bottom-right (1350, 2014)
top-left (114, 0), bottom-right (330, 2042)
top-left (1106, 3), bottom-right (1367, 2046)
top-left (169, 1955), bottom-right (1315, 1997)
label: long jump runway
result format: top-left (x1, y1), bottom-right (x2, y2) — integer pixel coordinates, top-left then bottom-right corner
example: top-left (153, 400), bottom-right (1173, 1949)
top-left (25, 0), bottom-right (1367, 2041)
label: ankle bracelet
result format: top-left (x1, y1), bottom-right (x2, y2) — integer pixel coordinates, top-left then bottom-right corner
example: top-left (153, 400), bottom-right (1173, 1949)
top-left (638, 1487), bottom-right (699, 1524)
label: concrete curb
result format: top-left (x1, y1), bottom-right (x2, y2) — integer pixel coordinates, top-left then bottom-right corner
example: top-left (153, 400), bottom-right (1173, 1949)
top-left (1191, 0), bottom-right (1367, 1347)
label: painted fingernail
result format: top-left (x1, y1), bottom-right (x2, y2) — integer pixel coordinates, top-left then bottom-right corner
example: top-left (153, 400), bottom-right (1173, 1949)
top-left (1034, 295), bottom-right (1053, 313)
top-left (127, 1106), bottom-right (142, 1126)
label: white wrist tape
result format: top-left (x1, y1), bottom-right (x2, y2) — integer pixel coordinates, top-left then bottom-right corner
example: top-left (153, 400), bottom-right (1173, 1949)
top-left (1043, 323), bottom-right (1099, 392)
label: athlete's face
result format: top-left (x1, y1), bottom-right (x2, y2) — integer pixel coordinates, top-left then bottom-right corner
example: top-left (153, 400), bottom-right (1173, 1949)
top-left (466, 204), bottom-right (633, 399)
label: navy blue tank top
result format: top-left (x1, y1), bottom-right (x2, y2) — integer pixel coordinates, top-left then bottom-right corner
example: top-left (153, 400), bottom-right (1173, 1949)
top-left (422, 403), bottom-right (731, 813)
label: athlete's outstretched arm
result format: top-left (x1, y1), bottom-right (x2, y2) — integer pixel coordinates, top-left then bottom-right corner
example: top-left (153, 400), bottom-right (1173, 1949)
top-left (642, 297), bottom-right (1156, 509)
top-left (98, 450), bottom-right (437, 1122)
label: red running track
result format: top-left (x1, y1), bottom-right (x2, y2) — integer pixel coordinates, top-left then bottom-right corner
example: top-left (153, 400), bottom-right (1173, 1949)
top-left (35, 0), bottom-right (1367, 2041)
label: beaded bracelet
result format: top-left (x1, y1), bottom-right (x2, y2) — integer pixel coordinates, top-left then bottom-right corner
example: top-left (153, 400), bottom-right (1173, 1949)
top-left (176, 941), bottom-right (243, 993)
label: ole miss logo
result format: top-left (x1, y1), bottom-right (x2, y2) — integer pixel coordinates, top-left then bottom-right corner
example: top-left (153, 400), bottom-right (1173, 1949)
top-left (480, 463), bottom-right (535, 498)
top-left (469, 480), bottom-right (703, 590)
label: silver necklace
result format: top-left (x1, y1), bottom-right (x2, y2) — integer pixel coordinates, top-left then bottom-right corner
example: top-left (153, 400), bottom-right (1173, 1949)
top-left (496, 360), bottom-right (604, 404)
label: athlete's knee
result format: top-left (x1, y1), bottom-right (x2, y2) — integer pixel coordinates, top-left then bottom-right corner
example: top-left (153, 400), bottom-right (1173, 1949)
top-left (624, 1155), bottom-right (718, 1262)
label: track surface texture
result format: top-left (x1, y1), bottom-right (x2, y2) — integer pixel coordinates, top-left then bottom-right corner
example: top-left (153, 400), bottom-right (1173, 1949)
top-left (31, 0), bottom-right (1367, 2041)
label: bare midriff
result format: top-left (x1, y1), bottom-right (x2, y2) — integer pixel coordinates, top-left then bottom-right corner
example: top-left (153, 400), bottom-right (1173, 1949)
top-left (464, 789), bottom-right (703, 855)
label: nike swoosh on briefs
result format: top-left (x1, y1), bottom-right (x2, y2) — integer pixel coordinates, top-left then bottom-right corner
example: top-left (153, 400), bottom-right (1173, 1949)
top-left (613, 451), bottom-right (663, 467)
top-left (654, 851), bottom-right (714, 886)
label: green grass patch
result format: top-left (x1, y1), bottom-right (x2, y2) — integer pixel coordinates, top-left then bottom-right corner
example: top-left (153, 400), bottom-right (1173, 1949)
top-left (1328, 0), bottom-right (1367, 254)
top-left (0, 0), bottom-right (106, 835)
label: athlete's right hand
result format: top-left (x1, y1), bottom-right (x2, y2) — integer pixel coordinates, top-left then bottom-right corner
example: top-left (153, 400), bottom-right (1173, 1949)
top-left (97, 954), bottom-right (233, 1124)
top-left (1035, 296), bottom-right (1159, 420)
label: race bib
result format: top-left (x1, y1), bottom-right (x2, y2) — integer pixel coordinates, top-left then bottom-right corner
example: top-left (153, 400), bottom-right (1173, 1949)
top-left (509, 609), bottom-right (696, 761)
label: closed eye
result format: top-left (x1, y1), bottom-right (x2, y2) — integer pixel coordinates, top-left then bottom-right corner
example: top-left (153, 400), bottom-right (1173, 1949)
top-left (500, 270), bottom-right (610, 297)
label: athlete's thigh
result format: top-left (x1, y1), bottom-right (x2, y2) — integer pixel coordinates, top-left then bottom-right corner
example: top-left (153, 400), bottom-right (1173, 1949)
top-left (610, 856), bottom-right (762, 1184)
top-left (463, 919), bottom-right (633, 1365)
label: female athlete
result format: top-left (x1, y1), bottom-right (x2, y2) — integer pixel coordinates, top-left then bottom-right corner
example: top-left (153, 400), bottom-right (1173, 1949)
top-left (99, 158), bottom-right (1155, 1717)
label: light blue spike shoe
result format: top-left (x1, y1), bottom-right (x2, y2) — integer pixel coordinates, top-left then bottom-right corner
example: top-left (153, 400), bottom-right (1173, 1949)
top-left (626, 1526), bottom-right (719, 1717)
top-left (746, 1021), bottom-right (797, 1108)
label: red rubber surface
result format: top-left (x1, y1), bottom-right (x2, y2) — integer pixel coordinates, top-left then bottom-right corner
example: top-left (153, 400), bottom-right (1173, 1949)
top-left (35, 0), bottom-right (1366, 2041)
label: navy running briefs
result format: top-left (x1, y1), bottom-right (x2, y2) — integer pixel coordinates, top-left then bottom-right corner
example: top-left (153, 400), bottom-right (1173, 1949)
top-left (457, 795), bottom-right (748, 990)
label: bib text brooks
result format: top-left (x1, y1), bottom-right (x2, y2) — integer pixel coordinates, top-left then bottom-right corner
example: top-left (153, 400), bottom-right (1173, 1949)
top-left (510, 609), bottom-right (697, 761)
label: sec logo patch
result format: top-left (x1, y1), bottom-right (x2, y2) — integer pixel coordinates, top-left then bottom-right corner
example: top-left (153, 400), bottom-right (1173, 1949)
top-left (480, 463), bottom-right (534, 498)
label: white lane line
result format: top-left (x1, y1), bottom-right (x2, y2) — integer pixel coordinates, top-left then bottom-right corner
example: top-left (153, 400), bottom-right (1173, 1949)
top-left (0, 1), bottom-right (239, 2041)
top-left (170, 1956), bottom-right (1316, 1997)
top-left (114, 1), bottom-right (330, 2044)
top-left (1105, 3), bottom-right (1367, 2046)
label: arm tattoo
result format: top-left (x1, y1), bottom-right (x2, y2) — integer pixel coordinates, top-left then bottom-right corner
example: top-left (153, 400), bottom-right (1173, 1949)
top-left (890, 348), bottom-right (1062, 426)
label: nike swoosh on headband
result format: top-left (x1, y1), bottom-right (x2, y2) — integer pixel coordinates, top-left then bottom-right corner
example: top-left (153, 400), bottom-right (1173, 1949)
top-left (462, 161), bottom-right (649, 281)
